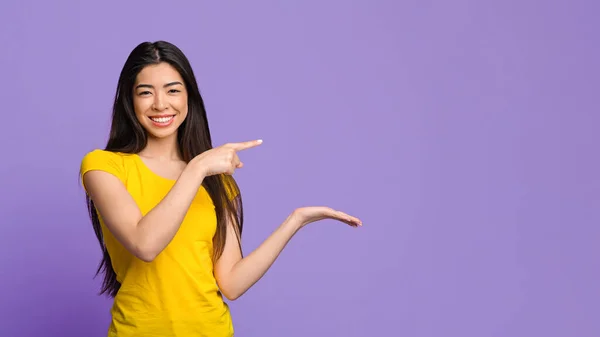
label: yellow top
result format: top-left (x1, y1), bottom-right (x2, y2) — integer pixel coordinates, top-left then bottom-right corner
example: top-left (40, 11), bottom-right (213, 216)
top-left (80, 149), bottom-right (235, 337)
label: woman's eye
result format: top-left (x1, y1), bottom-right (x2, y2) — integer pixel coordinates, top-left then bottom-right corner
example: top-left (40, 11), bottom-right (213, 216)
top-left (169, 89), bottom-right (180, 93)
top-left (139, 91), bottom-right (151, 96)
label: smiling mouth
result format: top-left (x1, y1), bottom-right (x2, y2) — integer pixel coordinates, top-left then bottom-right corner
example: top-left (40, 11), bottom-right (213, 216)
top-left (148, 115), bottom-right (176, 127)
top-left (149, 115), bottom-right (175, 123)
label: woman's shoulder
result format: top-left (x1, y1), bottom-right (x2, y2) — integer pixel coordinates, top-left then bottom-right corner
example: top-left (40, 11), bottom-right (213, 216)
top-left (80, 149), bottom-right (135, 177)
top-left (81, 149), bottom-right (132, 164)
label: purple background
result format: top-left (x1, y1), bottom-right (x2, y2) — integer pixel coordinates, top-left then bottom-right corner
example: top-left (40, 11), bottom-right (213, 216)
top-left (1, 1), bottom-right (598, 336)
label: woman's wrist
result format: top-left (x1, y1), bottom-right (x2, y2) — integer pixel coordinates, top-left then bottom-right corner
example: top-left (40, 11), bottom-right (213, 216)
top-left (184, 157), bottom-right (207, 186)
top-left (281, 210), bottom-right (305, 233)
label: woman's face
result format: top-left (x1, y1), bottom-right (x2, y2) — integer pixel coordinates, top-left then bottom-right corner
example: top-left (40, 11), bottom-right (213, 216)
top-left (132, 62), bottom-right (188, 139)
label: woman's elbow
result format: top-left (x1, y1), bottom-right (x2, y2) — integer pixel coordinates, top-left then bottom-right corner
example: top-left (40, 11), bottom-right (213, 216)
top-left (221, 288), bottom-right (241, 301)
top-left (137, 252), bottom-right (157, 263)
top-left (133, 244), bottom-right (159, 263)
top-left (217, 281), bottom-right (244, 301)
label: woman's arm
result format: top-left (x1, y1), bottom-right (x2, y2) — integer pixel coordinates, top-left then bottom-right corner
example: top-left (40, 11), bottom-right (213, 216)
top-left (83, 161), bottom-right (206, 262)
top-left (83, 140), bottom-right (261, 263)
top-left (214, 207), bottom-right (361, 300)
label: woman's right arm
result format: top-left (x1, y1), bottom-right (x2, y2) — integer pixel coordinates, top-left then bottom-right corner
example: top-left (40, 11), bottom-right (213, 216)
top-left (83, 160), bottom-right (206, 262)
top-left (82, 139), bottom-right (261, 263)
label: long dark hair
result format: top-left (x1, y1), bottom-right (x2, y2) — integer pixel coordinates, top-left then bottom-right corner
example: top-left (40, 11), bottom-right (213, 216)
top-left (85, 40), bottom-right (243, 297)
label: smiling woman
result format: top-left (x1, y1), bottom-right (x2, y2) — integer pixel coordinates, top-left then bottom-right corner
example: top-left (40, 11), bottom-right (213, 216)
top-left (79, 40), bottom-right (361, 337)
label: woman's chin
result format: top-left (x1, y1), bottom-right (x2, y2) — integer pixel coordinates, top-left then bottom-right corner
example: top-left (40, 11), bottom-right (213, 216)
top-left (144, 125), bottom-right (179, 139)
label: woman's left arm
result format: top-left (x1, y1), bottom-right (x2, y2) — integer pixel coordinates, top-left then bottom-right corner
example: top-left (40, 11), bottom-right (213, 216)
top-left (213, 206), bottom-right (361, 301)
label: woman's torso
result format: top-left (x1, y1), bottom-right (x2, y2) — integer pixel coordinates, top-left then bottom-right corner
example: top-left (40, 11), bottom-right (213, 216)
top-left (90, 150), bottom-right (234, 337)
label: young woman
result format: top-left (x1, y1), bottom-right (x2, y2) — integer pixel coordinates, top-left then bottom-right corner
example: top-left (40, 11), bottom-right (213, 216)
top-left (80, 40), bottom-right (361, 337)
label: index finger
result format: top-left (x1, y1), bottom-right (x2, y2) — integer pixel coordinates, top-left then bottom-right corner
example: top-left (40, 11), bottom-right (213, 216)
top-left (230, 139), bottom-right (263, 151)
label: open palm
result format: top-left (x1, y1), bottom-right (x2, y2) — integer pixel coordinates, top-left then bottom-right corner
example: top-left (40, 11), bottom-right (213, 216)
top-left (292, 206), bottom-right (362, 228)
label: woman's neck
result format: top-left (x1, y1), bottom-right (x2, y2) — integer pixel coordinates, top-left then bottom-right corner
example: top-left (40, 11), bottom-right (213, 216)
top-left (138, 133), bottom-right (181, 161)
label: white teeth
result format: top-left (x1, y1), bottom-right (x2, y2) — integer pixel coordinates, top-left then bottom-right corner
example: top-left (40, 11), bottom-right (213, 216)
top-left (150, 116), bottom-right (173, 123)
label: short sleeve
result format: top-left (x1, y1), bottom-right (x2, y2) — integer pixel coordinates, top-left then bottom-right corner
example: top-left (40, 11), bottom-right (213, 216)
top-left (80, 149), bottom-right (126, 192)
top-left (221, 174), bottom-right (240, 201)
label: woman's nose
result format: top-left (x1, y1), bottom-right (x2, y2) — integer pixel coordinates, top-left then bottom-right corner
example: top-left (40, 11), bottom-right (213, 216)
top-left (152, 95), bottom-right (168, 111)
